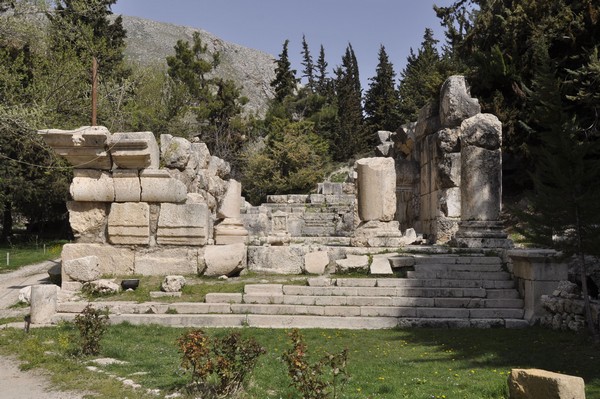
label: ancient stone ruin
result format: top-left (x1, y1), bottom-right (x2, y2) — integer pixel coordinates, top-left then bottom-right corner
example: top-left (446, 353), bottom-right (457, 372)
top-left (38, 75), bottom-right (513, 284)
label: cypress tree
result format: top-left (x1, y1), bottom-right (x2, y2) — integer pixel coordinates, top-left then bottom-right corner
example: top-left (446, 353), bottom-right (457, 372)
top-left (334, 43), bottom-right (367, 161)
top-left (300, 34), bottom-right (315, 92)
top-left (271, 39), bottom-right (298, 102)
top-left (364, 44), bottom-right (401, 132)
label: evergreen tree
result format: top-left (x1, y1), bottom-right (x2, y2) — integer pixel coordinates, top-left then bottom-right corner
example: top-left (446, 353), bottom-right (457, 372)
top-left (397, 28), bottom-right (444, 122)
top-left (48, 0), bottom-right (128, 79)
top-left (300, 34), bottom-right (315, 92)
top-left (334, 43), bottom-right (368, 161)
top-left (315, 44), bottom-right (329, 97)
top-left (520, 42), bottom-right (600, 340)
top-left (364, 44), bottom-right (401, 132)
top-left (435, 0), bottom-right (600, 190)
top-left (166, 32), bottom-right (247, 160)
top-left (271, 39), bottom-right (297, 102)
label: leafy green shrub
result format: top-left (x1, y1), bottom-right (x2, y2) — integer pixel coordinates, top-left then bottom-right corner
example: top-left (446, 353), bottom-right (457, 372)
top-left (282, 328), bottom-right (349, 399)
top-left (177, 329), bottom-right (266, 398)
top-left (74, 304), bottom-right (109, 356)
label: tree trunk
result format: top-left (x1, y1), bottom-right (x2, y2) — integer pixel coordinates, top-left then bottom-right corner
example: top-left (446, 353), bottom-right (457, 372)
top-left (1, 201), bottom-right (13, 242)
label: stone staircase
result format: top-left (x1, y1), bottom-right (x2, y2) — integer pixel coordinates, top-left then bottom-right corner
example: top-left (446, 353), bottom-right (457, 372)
top-left (52, 255), bottom-right (528, 329)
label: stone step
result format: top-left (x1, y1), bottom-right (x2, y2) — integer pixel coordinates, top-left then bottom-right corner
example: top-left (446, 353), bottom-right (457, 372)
top-left (53, 312), bottom-right (528, 329)
top-left (282, 285), bottom-right (489, 298)
top-left (368, 278), bottom-right (515, 289)
top-left (413, 256), bottom-right (502, 265)
top-left (486, 289), bottom-right (521, 299)
top-left (406, 270), bottom-right (511, 280)
top-left (413, 263), bottom-right (503, 272)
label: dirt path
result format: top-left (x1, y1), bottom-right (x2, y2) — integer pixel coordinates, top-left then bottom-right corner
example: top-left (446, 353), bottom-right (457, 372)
top-left (0, 261), bottom-right (86, 399)
top-left (0, 355), bottom-right (85, 399)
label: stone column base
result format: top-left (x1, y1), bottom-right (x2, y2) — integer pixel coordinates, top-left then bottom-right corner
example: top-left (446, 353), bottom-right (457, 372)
top-left (351, 220), bottom-right (406, 247)
top-left (450, 221), bottom-right (513, 249)
top-left (214, 218), bottom-right (249, 245)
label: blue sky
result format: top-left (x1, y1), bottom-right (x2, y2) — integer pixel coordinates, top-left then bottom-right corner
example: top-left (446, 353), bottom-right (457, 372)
top-left (112, 0), bottom-right (455, 88)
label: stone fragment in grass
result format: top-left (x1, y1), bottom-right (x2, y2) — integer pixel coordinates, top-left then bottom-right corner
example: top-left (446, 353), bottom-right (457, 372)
top-left (161, 275), bottom-right (186, 292)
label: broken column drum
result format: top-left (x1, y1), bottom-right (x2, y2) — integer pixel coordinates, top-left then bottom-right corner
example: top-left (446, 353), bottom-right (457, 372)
top-left (356, 157), bottom-right (396, 222)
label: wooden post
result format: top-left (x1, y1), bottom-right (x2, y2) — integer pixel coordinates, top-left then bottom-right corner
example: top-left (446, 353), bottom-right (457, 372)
top-left (91, 56), bottom-right (98, 126)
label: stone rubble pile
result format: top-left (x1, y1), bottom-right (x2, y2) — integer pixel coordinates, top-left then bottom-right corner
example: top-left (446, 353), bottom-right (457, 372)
top-left (540, 280), bottom-right (600, 331)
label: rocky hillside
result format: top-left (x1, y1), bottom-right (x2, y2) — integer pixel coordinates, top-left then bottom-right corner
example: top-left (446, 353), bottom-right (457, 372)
top-left (120, 15), bottom-right (275, 117)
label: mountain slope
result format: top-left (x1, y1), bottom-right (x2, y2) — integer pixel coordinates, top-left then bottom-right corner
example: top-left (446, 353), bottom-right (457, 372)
top-left (120, 15), bottom-right (276, 117)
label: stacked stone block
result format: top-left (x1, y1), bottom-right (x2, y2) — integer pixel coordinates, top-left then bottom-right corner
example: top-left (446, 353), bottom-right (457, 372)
top-left (38, 127), bottom-right (248, 283)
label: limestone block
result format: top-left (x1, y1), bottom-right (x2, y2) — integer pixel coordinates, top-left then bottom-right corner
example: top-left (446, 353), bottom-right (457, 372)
top-left (415, 103), bottom-right (440, 140)
top-left (161, 275), bottom-right (186, 292)
top-left (461, 113), bottom-right (502, 150)
top-left (436, 128), bottom-right (461, 153)
top-left (393, 122), bottom-right (416, 157)
top-left (157, 203), bottom-right (209, 245)
top-left (437, 153), bottom-right (461, 189)
top-left (508, 369), bottom-right (585, 399)
top-left (440, 187), bottom-right (461, 218)
top-left (67, 201), bottom-right (108, 243)
top-left (86, 279), bottom-right (121, 295)
top-left (375, 143), bottom-right (394, 157)
top-left (167, 168), bottom-right (197, 193)
top-left (38, 126), bottom-right (111, 170)
top-left (160, 134), bottom-right (190, 169)
top-left (70, 169), bottom-right (115, 202)
top-left (218, 179), bottom-right (242, 218)
top-left (113, 169), bottom-right (141, 202)
top-left (204, 243), bottom-right (247, 277)
top-left (188, 142), bottom-right (211, 171)
top-left (247, 245), bottom-right (303, 274)
top-left (30, 285), bottom-right (58, 324)
top-left (107, 202), bottom-right (150, 245)
top-left (439, 75), bottom-right (481, 128)
top-left (309, 194), bottom-right (325, 204)
top-left (207, 175), bottom-right (229, 199)
top-left (135, 247), bottom-right (201, 275)
top-left (335, 255), bottom-right (369, 273)
top-left (214, 218), bottom-right (248, 245)
top-left (396, 159), bottom-right (419, 187)
top-left (356, 157), bottom-right (396, 222)
top-left (267, 195), bottom-right (289, 203)
top-left (208, 155), bottom-right (231, 179)
top-left (370, 255), bottom-right (393, 275)
top-left (110, 131), bottom-right (159, 170)
top-left (460, 146), bottom-right (501, 221)
top-left (63, 255), bottom-right (101, 282)
top-left (304, 251), bottom-right (329, 275)
top-left (18, 286), bottom-right (31, 304)
top-left (377, 130), bottom-right (392, 144)
top-left (61, 243), bottom-right (134, 278)
top-left (139, 169), bottom-right (187, 203)
top-left (288, 194), bottom-right (309, 203)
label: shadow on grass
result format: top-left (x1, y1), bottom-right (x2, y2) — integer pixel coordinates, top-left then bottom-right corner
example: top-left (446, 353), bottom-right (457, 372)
top-left (388, 327), bottom-right (600, 393)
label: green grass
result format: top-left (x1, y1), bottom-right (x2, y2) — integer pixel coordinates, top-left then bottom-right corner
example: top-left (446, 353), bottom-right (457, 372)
top-left (0, 324), bottom-right (598, 398)
top-left (0, 240), bottom-right (65, 273)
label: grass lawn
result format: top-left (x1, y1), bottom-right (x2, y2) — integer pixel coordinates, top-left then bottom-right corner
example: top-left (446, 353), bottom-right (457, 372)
top-left (0, 240), bottom-right (64, 273)
top-left (0, 324), bottom-right (598, 398)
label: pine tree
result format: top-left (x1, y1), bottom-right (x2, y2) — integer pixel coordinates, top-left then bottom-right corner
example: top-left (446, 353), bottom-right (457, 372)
top-left (397, 28), bottom-right (444, 123)
top-left (521, 42), bottom-right (600, 340)
top-left (364, 44), bottom-right (401, 132)
top-left (300, 34), bottom-right (315, 92)
top-left (271, 39), bottom-right (298, 102)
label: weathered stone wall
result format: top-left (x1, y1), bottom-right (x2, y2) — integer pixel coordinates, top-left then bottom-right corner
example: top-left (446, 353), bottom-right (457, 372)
top-left (39, 127), bottom-right (248, 282)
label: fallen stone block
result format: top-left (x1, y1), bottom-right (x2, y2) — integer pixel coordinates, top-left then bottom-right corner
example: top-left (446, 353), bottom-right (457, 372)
top-left (335, 255), bottom-right (369, 273)
top-left (63, 255), bottom-right (101, 283)
top-left (508, 368), bottom-right (585, 399)
top-left (162, 275), bottom-right (186, 293)
top-left (204, 243), bottom-right (247, 277)
top-left (304, 251), bottom-right (329, 275)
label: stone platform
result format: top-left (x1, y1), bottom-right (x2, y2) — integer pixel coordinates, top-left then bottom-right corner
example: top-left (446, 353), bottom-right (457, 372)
top-left (50, 255), bottom-right (528, 329)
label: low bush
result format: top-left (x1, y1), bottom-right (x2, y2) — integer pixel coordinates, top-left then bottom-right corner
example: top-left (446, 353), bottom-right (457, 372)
top-left (74, 304), bottom-right (109, 356)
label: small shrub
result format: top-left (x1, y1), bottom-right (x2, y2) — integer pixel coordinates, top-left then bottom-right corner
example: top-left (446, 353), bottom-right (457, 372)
top-left (282, 329), bottom-right (349, 399)
top-left (74, 304), bottom-right (109, 356)
top-left (177, 329), bottom-right (266, 398)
